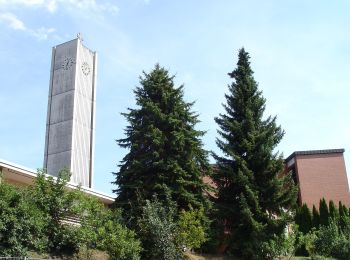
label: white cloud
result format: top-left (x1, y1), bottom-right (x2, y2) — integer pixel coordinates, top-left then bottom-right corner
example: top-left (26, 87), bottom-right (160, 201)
top-left (0, 0), bottom-right (56, 12)
top-left (31, 26), bottom-right (56, 40)
top-left (46, 0), bottom-right (57, 12)
top-left (0, 12), bottom-right (26, 30)
top-left (62, 0), bottom-right (119, 15)
top-left (0, 0), bottom-right (118, 40)
top-left (0, 0), bottom-right (118, 14)
top-left (0, 12), bottom-right (55, 40)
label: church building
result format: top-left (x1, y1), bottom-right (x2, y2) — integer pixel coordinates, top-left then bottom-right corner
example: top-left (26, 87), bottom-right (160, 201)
top-left (1, 37), bottom-right (350, 209)
top-left (0, 37), bottom-right (113, 206)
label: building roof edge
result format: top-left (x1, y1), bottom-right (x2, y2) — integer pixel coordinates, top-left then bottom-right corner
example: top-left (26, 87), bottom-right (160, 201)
top-left (285, 148), bottom-right (345, 163)
top-left (0, 159), bottom-right (115, 203)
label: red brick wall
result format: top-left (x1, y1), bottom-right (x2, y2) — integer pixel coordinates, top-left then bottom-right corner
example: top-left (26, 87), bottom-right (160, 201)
top-left (295, 153), bottom-right (350, 208)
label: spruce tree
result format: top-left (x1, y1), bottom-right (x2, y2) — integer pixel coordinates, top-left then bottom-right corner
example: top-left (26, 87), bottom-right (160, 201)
top-left (213, 48), bottom-right (297, 258)
top-left (113, 64), bottom-right (211, 217)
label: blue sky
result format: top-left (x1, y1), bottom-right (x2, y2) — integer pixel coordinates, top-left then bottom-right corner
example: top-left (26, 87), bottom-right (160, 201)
top-left (1, 0), bottom-right (350, 196)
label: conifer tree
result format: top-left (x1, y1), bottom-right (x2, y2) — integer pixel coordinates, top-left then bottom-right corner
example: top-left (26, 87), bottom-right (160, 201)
top-left (339, 201), bottom-right (345, 231)
top-left (213, 48), bottom-right (297, 258)
top-left (312, 205), bottom-right (320, 228)
top-left (114, 64), bottom-right (211, 217)
top-left (319, 198), bottom-right (329, 226)
top-left (341, 202), bottom-right (348, 215)
top-left (296, 204), bottom-right (312, 234)
top-left (329, 200), bottom-right (339, 223)
top-left (339, 202), bottom-right (350, 234)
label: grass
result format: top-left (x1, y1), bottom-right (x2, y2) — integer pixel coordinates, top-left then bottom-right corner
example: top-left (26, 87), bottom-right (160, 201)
top-left (27, 248), bottom-right (109, 260)
top-left (184, 253), bottom-right (335, 260)
top-left (183, 252), bottom-right (240, 260)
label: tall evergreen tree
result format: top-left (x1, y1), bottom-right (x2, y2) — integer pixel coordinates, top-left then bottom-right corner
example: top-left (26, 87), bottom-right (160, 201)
top-left (296, 204), bottom-right (312, 234)
top-left (213, 48), bottom-right (297, 258)
top-left (319, 198), bottom-right (329, 226)
top-left (340, 202), bottom-right (348, 215)
top-left (329, 200), bottom-right (339, 223)
top-left (312, 205), bottom-right (320, 228)
top-left (339, 201), bottom-right (350, 233)
top-left (342, 203), bottom-right (349, 216)
top-left (339, 201), bottom-right (345, 231)
top-left (113, 64), bottom-right (211, 217)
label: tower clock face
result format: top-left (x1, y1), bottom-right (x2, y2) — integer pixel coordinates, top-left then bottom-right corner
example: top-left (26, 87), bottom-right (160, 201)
top-left (62, 57), bottom-right (75, 70)
top-left (81, 62), bottom-right (90, 76)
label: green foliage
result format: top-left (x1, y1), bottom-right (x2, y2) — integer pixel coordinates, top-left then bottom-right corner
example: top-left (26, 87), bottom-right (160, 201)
top-left (314, 221), bottom-right (350, 259)
top-left (338, 201), bottom-right (350, 233)
top-left (319, 198), bottom-right (329, 227)
top-left (328, 200), bottom-right (339, 223)
top-left (114, 64), bottom-right (211, 218)
top-left (295, 201), bottom-right (350, 259)
top-left (77, 195), bottom-right (142, 260)
top-left (0, 169), bottom-right (141, 258)
top-left (213, 48), bottom-right (297, 259)
top-left (95, 217), bottom-right (141, 260)
top-left (312, 205), bottom-right (320, 229)
top-left (296, 204), bottom-right (313, 234)
top-left (0, 182), bottom-right (44, 256)
top-left (138, 196), bottom-right (182, 260)
top-left (30, 168), bottom-right (83, 254)
top-left (176, 206), bottom-right (208, 250)
top-left (303, 228), bottom-right (318, 257)
top-left (261, 229), bottom-right (298, 259)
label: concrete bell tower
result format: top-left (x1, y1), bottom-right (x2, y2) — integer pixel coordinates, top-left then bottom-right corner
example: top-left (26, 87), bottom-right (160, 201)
top-left (44, 36), bottom-right (97, 188)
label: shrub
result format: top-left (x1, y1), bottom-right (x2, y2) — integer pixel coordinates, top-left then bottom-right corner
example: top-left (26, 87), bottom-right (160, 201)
top-left (313, 220), bottom-right (350, 259)
top-left (138, 196), bottom-right (182, 260)
top-left (176, 206), bottom-right (208, 250)
top-left (0, 182), bottom-right (45, 256)
top-left (0, 169), bottom-right (141, 259)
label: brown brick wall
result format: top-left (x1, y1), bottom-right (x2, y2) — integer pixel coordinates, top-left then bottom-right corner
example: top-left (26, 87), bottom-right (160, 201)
top-left (295, 153), bottom-right (350, 208)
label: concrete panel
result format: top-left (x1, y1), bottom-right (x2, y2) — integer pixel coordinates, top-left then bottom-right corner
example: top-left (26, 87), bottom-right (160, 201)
top-left (49, 91), bottom-right (74, 124)
top-left (73, 125), bottom-right (91, 157)
top-left (46, 150), bottom-right (72, 177)
top-left (52, 40), bottom-right (78, 95)
top-left (47, 120), bottom-right (73, 155)
top-left (53, 40), bottom-right (78, 71)
top-left (76, 42), bottom-right (94, 100)
top-left (74, 93), bottom-right (92, 127)
top-left (52, 66), bottom-right (76, 95)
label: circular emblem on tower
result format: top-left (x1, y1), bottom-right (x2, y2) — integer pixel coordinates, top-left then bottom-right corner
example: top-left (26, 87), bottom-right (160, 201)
top-left (62, 57), bottom-right (75, 70)
top-left (81, 62), bottom-right (90, 76)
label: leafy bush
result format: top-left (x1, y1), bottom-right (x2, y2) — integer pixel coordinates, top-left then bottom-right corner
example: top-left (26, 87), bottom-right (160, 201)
top-left (314, 221), bottom-right (350, 259)
top-left (176, 206), bottom-right (208, 250)
top-left (79, 199), bottom-right (141, 260)
top-left (0, 183), bottom-right (44, 256)
top-left (0, 169), bottom-right (141, 259)
top-left (96, 218), bottom-right (141, 260)
top-left (261, 232), bottom-right (297, 260)
top-left (294, 200), bottom-right (350, 259)
top-left (138, 196), bottom-right (182, 260)
top-left (30, 169), bottom-right (85, 254)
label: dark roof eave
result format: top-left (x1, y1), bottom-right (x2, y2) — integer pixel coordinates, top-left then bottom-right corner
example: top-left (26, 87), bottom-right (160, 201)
top-left (285, 148), bottom-right (345, 163)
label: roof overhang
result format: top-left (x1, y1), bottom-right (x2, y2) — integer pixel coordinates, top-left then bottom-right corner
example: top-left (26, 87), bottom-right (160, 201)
top-left (0, 159), bottom-right (115, 205)
top-left (285, 148), bottom-right (345, 164)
